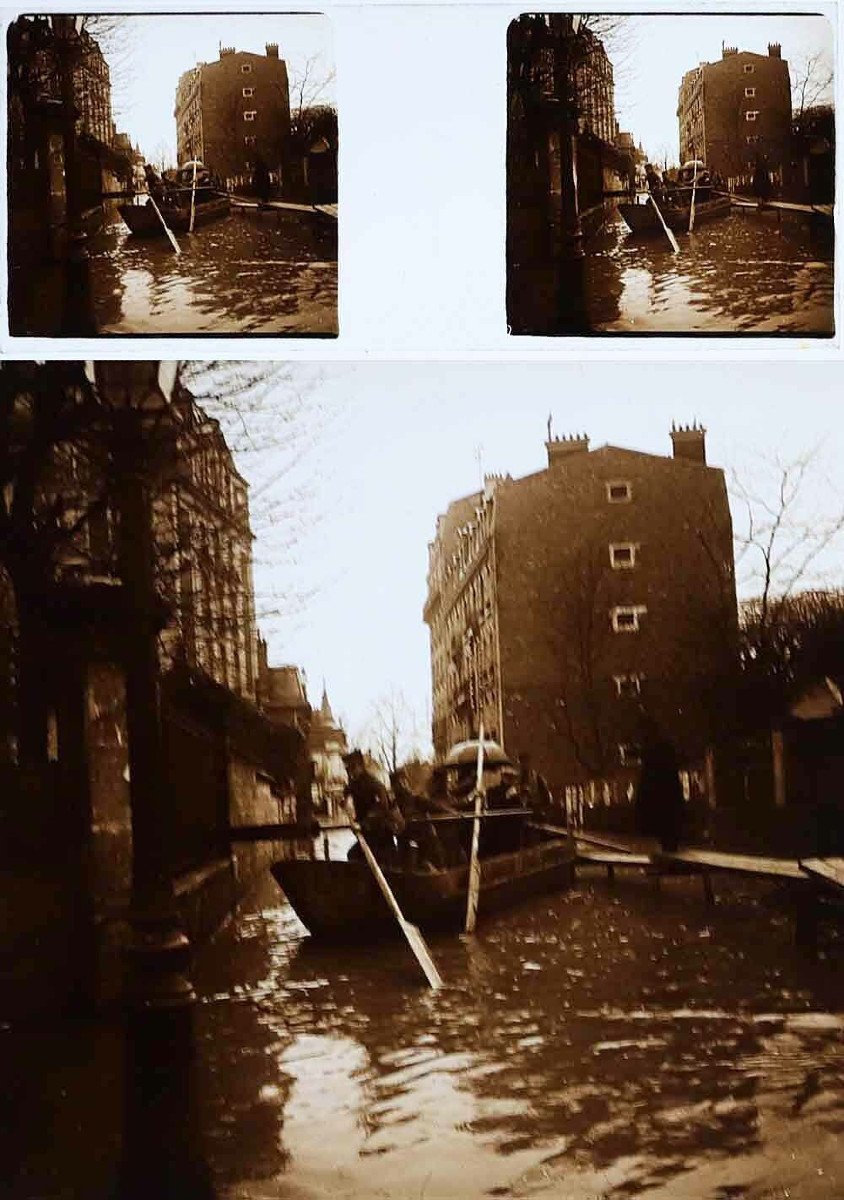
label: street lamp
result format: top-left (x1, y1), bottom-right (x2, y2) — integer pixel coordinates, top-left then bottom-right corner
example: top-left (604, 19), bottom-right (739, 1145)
top-left (51, 14), bottom-right (98, 336)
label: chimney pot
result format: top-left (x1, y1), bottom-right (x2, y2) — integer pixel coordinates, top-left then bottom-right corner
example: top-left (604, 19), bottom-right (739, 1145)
top-left (670, 422), bottom-right (707, 464)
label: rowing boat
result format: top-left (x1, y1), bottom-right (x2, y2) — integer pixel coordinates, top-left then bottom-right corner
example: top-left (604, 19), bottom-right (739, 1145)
top-left (118, 193), bottom-right (231, 237)
top-left (271, 815), bottom-right (575, 939)
top-left (618, 196), bottom-right (731, 237)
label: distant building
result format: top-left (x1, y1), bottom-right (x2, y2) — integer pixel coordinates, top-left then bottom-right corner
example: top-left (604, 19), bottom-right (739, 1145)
top-left (677, 44), bottom-right (792, 190)
top-left (256, 658), bottom-right (349, 817)
top-left (424, 426), bottom-right (737, 794)
top-left (308, 687), bottom-right (348, 816)
top-left (174, 44), bottom-right (291, 187)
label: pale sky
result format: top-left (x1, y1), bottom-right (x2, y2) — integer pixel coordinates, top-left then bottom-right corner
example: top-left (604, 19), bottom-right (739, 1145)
top-left (608, 13), bottom-right (835, 165)
top-left (96, 14), bottom-right (335, 165)
top-left (198, 362), bottom-right (844, 758)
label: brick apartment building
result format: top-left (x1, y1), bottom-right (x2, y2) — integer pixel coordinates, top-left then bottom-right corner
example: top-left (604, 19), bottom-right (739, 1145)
top-left (677, 44), bottom-right (792, 189)
top-left (174, 44), bottom-right (290, 186)
top-left (424, 426), bottom-right (738, 793)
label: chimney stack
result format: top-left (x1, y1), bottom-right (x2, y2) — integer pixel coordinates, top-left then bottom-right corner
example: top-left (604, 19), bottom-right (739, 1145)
top-left (546, 433), bottom-right (590, 468)
top-left (670, 422), bottom-right (707, 464)
top-left (768, 42), bottom-right (782, 58)
top-left (266, 42), bottom-right (279, 58)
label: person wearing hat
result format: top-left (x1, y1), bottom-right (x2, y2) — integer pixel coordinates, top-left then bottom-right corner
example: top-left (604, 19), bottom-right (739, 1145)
top-left (343, 750), bottom-right (400, 863)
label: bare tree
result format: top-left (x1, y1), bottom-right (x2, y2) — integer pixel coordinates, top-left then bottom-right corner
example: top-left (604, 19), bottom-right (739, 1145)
top-left (359, 686), bottom-right (424, 775)
top-left (790, 50), bottom-right (834, 122)
top-left (731, 447), bottom-right (844, 628)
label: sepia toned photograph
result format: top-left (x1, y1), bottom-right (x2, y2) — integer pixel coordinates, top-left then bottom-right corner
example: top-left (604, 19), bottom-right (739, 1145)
top-left (507, 12), bottom-right (835, 336)
top-left (6, 13), bottom-right (337, 337)
top-left (2, 358), bottom-right (843, 1198)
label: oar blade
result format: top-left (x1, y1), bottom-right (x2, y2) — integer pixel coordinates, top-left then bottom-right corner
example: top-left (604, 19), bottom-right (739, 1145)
top-left (402, 920), bottom-right (443, 990)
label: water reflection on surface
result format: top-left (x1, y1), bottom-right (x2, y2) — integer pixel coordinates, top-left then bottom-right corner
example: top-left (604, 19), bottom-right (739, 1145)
top-left (194, 872), bottom-right (844, 1199)
top-left (88, 203), bottom-right (337, 335)
top-left (585, 210), bottom-right (834, 335)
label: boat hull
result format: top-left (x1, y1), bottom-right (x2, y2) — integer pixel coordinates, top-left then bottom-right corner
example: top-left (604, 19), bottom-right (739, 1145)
top-left (118, 195), bottom-right (231, 236)
top-left (618, 197), bottom-right (731, 237)
top-left (271, 836), bottom-right (575, 938)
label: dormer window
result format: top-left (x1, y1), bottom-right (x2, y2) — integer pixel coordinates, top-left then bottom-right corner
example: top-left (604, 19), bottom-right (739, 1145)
top-left (606, 480), bottom-right (632, 504)
top-left (609, 542), bottom-right (637, 570)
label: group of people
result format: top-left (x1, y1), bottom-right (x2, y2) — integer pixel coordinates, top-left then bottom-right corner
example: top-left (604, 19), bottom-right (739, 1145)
top-left (641, 161), bottom-right (724, 209)
top-left (341, 718), bottom-right (688, 873)
top-left (341, 748), bottom-right (557, 871)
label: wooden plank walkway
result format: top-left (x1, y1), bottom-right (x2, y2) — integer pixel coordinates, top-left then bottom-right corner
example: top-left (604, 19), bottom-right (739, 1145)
top-left (664, 849), bottom-right (804, 881)
top-left (727, 195), bottom-right (833, 222)
top-left (800, 857), bottom-right (844, 891)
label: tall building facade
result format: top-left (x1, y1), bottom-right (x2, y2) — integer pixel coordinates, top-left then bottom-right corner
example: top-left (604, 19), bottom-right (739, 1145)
top-left (424, 427), bottom-right (738, 791)
top-left (678, 44), bottom-right (792, 188)
top-left (174, 45), bottom-right (290, 185)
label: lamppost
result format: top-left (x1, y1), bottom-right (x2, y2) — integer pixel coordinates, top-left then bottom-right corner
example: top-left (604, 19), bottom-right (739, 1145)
top-left (90, 363), bottom-right (213, 1199)
top-left (549, 13), bottom-right (588, 334)
top-left (51, 14), bottom-right (97, 336)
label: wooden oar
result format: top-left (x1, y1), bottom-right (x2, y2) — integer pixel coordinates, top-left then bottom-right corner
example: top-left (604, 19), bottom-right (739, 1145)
top-left (688, 159), bottom-right (699, 233)
top-left (188, 160), bottom-right (198, 234)
top-left (146, 194), bottom-right (181, 255)
top-left (464, 722), bottom-right (486, 934)
top-left (648, 193), bottom-right (680, 254)
top-left (352, 825), bottom-right (443, 990)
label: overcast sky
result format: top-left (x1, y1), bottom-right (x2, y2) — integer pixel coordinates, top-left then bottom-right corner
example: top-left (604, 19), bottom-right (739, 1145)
top-left (204, 361), bottom-right (844, 758)
top-left (609, 13), bottom-right (835, 164)
top-left (99, 14), bottom-right (334, 164)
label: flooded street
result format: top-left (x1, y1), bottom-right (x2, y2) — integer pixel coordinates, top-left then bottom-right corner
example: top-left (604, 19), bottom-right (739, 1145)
top-left (7, 865), bottom-right (842, 1200)
top-left (87, 201), bottom-right (337, 336)
top-left (585, 208), bottom-right (834, 335)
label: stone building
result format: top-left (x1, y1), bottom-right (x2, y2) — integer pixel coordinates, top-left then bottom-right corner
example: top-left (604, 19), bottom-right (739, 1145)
top-left (677, 44), bottom-right (792, 190)
top-left (174, 44), bottom-right (290, 187)
top-left (424, 426), bottom-right (738, 794)
top-left (308, 686), bottom-right (349, 817)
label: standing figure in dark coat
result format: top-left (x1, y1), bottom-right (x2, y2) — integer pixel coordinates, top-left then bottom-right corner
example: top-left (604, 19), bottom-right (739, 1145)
top-left (252, 156), bottom-right (272, 205)
top-left (343, 750), bottom-right (399, 863)
top-left (635, 718), bottom-right (685, 852)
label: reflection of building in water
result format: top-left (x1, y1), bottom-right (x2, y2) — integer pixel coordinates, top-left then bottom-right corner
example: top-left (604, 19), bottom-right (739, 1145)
top-left (175, 44), bottom-right (291, 188)
top-left (425, 426), bottom-right (737, 792)
top-left (677, 44), bottom-right (792, 190)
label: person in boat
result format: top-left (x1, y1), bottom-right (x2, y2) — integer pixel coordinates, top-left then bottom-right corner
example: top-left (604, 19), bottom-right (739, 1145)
top-left (391, 768), bottom-right (447, 871)
top-left (344, 749), bottom-right (403, 863)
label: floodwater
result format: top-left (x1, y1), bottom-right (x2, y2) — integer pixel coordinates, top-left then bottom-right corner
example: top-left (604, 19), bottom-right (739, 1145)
top-left (585, 208), bottom-right (834, 335)
top-left (4, 865), bottom-right (843, 1200)
top-left (87, 200), bottom-right (338, 336)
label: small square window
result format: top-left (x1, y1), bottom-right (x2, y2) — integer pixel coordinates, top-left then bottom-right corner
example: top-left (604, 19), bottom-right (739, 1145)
top-left (619, 743), bottom-right (642, 767)
top-left (743, 63), bottom-right (754, 74)
top-left (243, 111), bottom-right (256, 122)
top-left (614, 673), bottom-right (643, 698)
top-left (242, 86), bottom-right (254, 98)
top-left (745, 111), bottom-right (758, 123)
top-left (244, 135), bottom-right (256, 147)
top-left (609, 542), bottom-right (637, 570)
top-left (744, 86), bottom-right (756, 97)
top-left (241, 64), bottom-right (252, 74)
top-left (606, 480), bottom-right (632, 504)
top-left (611, 605), bottom-right (647, 633)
